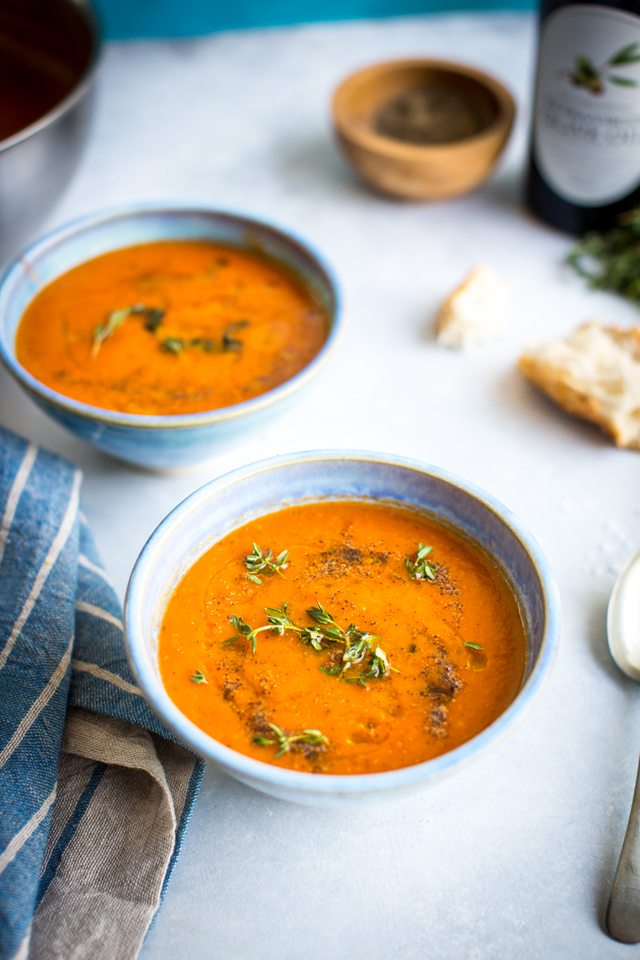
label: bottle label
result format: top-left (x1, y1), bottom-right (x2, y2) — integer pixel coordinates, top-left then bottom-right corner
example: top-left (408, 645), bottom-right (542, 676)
top-left (534, 4), bottom-right (640, 207)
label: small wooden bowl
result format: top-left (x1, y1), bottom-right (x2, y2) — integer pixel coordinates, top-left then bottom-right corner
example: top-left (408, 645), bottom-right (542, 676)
top-left (332, 59), bottom-right (515, 201)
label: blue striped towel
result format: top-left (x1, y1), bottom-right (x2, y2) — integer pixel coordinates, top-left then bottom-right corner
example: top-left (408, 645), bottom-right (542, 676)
top-left (0, 427), bottom-right (204, 960)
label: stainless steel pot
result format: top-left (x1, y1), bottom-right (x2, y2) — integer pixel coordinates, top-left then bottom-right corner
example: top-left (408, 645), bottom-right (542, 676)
top-left (0, 0), bottom-right (101, 266)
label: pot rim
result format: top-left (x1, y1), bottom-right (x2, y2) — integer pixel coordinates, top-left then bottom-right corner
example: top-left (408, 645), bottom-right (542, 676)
top-left (0, 0), bottom-right (102, 154)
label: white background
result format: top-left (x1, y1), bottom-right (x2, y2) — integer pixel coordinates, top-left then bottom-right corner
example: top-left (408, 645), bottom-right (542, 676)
top-left (2, 13), bottom-right (640, 958)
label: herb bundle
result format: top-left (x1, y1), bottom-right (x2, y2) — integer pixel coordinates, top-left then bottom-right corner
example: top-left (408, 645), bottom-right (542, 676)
top-left (567, 206), bottom-right (640, 304)
top-left (253, 723), bottom-right (328, 758)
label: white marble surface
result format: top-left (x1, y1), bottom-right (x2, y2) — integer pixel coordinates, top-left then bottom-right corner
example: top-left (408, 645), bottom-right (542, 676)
top-left (3, 12), bottom-right (640, 958)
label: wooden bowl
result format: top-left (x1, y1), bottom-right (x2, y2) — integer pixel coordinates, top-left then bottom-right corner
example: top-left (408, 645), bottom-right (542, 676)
top-left (332, 59), bottom-right (515, 201)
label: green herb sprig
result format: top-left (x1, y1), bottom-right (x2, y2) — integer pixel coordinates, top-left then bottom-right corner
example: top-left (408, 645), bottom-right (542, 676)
top-left (244, 543), bottom-right (290, 585)
top-left (222, 601), bottom-right (396, 687)
top-left (463, 642), bottom-right (484, 651)
top-left (223, 319), bottom-right (249, 352)
top-left (253, 722), bottom-right (328, 758)
top-left (406, 544), bottom-right (438, 581)
top-left (161, 320), bottom-right (250, 357)
top-left (92, 303), bottom-right (165, 357)
top-left (221, 605), bottom-right (297, 653)
top-left (568, 206), bottom-right (640, 304)
top-left (190, 669), bottom-right (207, 684)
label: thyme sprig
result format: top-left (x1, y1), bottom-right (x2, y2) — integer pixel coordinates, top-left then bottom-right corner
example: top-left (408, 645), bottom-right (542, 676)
top-left (222, 614), bottom-right (260, 653)
top-left (92, 303), bottom-right (165, 357)
top-left (567, 206), bottom-right (640, 304)
top-left (221, 604), bottom-right (296, 653)
top-left (406, 543), bottom-right (438, 581)
top-left (464, 642), bottom-right (484, 651)
top-left (190, 669), bottom-right (207, 684)
top-left (321, 643), bottom-right (394, 687)
top-left (222, 601), bottom-right (396, 686)
top-left (161, 320), bottom-right (250, 356)
top-left (253, 722), bottom-right (328, 758)
top-left (244, 543), bottom-right (290, 585)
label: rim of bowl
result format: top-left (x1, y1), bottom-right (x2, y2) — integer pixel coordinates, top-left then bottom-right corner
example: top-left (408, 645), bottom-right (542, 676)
top-left (332, 58), bottom-right (516, 157)
top-left (0, 203), bottom-right (342, 430)
top-left (0, 0), bottom-right (102, 154)
top-left (124, 450), bottom-right (561, 798)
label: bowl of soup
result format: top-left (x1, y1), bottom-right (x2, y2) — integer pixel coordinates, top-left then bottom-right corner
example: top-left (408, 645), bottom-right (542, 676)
top-left (0, 205), bottom-right (340, 469)
top-left (124, 451), bottom-right (560, 806)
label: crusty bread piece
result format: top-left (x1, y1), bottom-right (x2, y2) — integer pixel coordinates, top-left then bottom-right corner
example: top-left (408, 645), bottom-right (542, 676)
top-left (518, 321), bottom-right (640, 450)
top-left (435, 265), bottom-right (508, 349)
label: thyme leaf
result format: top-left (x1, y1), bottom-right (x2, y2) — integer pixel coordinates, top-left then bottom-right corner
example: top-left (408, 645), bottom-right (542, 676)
top-left (463, 641), bottom-right (484, 650)
top-left (190, 669), bottom-right (207, 684)
top-left (243, 543), bottom-right (289, 585)
top-left (366, 646), bottom-right (391, 678)
top-left (406, 543), bottom-right (438, 581)
top-left (222, 614), bottom-right (260, 653)
top-left (143, 306), bottom-right (165, 331)
top-left (307, 601), bottom-right (336, 627)
top-left (223, 319), bottom-right (249, 352)
top-left (253, 722), bottom-right (328, 758)
top-left (162, 337), bottom-right (184, 355)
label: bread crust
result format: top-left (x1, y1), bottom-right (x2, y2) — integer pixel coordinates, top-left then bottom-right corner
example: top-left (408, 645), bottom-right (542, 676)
top-left (518, 321), bottom-right (640, 450)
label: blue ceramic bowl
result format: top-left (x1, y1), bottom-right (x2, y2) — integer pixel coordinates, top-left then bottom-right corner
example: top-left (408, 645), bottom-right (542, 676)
top-left (124, 451), bottom-right (561, 807)
top-left (0, 205), bottom-right (341, 470)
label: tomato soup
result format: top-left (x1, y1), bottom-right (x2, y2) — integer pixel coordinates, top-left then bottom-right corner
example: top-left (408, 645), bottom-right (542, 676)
top-left (159, 501), bottom-right (527, 775)
top-left (16, 241), bottom-right (329, 416)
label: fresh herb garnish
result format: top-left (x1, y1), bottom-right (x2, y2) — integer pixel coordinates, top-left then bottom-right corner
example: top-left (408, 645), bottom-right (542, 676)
top-left (253, 722), bottom-right (328, 758)
top-left (143, 307), bottom-right (165, 331)
top-left (463, 642), bottom-right (484, 651)
top-left (92, 303), bottom-right (165, 357)
top-left (222, 600), bottom-right (396, 687)
top-left (161, 337), bottom-right (184, 355)
top-left (568, 206), bottom-right (640, 304)
top-left (406, 544), bottom-right (438, 581)
top-left (190, 669), bottom-right (207, 684)
top-left (161, 321), bottom-right (250, 358)
top-left (222, 319), bottom-right (249, 352)
top-left (244, 543), bottom-right (290, 585)
top-left (221, 604), bottom-right (297, 653)
top-left (92, 307), bottom-right (130, 357)
top-left (92, 306), bottom-right (249, 358)
top-left (222, 614), bottom-right (258, 652)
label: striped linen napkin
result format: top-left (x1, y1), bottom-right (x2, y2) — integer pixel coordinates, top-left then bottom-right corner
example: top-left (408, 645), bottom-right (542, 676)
top-left (0, 427), bottom-right (204, 960)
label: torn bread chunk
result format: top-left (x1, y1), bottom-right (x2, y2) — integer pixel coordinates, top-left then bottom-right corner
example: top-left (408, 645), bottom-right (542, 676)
top-left (518, 321), bottom-right (640, 450)
top-left (435, 265), bottom-right (509, 349)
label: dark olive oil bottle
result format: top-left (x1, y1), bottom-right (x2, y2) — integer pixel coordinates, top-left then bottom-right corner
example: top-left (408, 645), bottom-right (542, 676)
top-left (527, 0), bottom-right (640, 233)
